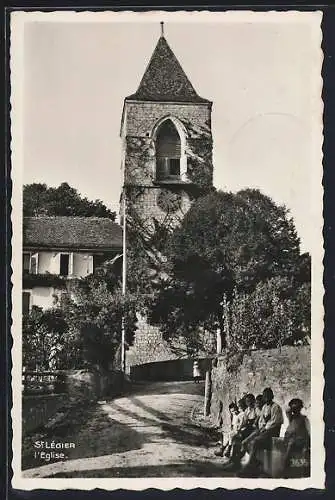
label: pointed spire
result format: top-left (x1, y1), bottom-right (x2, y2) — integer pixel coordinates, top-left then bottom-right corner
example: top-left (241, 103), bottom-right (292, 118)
top-left (126, 32), bottom-right (210, 104)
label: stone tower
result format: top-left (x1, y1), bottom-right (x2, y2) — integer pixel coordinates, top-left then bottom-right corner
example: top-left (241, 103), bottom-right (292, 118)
top-left (120, 25), bottom-right (215, 369)
top-left (120, 25), bottom-right (213, 230)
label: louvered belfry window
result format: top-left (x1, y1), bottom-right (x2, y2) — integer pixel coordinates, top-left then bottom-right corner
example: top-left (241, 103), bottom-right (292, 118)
top-left (156, 120), bottom-right (181, 180)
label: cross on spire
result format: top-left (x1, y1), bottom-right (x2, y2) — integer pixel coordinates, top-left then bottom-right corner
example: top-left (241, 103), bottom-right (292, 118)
top-left (160, 21), bottom-right (164, 37)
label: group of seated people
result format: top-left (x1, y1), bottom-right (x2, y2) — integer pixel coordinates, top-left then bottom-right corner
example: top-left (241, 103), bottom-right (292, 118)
top-left (214, 387), bottom-right (310, 477)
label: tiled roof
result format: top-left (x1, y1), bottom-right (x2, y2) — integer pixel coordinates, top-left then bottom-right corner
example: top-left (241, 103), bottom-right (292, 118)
top-left (126, 36), bottom-right (210, 104)
top-left (23, 217), bottom-right (122, 250)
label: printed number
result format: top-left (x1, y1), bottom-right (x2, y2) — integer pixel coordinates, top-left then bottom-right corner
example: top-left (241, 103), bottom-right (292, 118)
top-left (290, 458), bottom-right (309, 467)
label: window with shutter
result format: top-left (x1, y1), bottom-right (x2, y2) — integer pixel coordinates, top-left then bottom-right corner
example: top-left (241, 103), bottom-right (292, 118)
top-left (30, 254), bottom-right (38, 274)
top-left (22, 291), bottom-right (31, 315)
top-left (60, 254), bottom-right (70, 276)
top-left (23, 253), bottom-right (30, 272)
top-left (23, 252), bottom-right (38, 274)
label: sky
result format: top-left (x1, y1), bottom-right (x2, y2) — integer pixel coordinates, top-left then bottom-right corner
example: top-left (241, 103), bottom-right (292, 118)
top-left (20, 11), bottom-right (323, 252)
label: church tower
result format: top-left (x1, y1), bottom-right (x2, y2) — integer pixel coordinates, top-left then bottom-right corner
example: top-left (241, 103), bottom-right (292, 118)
top-left (119, 24), bottom-right (215, 369)
top-left (120, 23), bottom-right (213, 230)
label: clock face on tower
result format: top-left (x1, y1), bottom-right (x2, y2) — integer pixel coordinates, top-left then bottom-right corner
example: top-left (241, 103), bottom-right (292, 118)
top-left (157, 189), bottom-right (183, 214)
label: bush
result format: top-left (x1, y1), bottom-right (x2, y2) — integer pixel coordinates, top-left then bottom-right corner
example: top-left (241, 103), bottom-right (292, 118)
top-left (222, 277), bottom-right (310, 351)
top-left (22, 307), bottom-right (69, 370)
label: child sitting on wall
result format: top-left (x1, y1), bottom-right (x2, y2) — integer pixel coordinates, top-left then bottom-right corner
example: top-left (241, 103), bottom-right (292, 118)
top-left (222, 398), bottom-right (247, 458)
top-left (255, 394), bottom-right (264, 418)
top-left (239, 394), bottom-right (264, 453)
top-left (238, 387), bottom-right (284, 476)
top-left (240, 394), bottom-right (258, 438)
top-left (214, 402), bottom-right (240, 457)
top-left (283, 398), bottom-right (310, 475)
top-left (226, 394), bottom-right (259, 464)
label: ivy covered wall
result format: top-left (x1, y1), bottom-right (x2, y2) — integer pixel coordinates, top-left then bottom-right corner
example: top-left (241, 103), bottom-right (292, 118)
top-left (121, 99), bottom-right (214, 367)
top-left (123, 100), bottom-right (213, 194)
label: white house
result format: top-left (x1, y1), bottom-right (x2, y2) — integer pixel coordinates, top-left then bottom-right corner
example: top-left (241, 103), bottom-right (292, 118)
top-left (22, 216), bottom-right (122, 313)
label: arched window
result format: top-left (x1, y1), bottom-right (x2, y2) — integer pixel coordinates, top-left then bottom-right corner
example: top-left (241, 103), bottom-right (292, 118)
top-left (155, 120), bottom-right (181, 181)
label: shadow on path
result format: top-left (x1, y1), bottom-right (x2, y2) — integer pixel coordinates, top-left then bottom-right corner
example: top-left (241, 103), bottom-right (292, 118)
top-left (22, 405), bottom-right (148, 470)
top-left (23, 381), bottom-right (214, 476)
top-left (129, 396), bottom-right (172, 422)
top-left (109, 398), bottom-right (212, 448)
top-left (47, 461), bottom-right (234, 478)
top-left (125, 380), bottom-right (205, 397)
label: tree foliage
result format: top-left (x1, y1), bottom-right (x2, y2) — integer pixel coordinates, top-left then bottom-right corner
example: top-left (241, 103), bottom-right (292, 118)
top-left (22, 306), bottom-right (69, 370)
top-left (22, 259), bottom-right (139, 371)
top-left (62, 267), bottom-right (138, 370)
top-left (167, 189), bottom-right (301, 290)
top-left (223, 277), bottom-right (310, 351)
top-left (23, 182), bottom-right (116, 220)
top-left (22, 185), bottom-right (311, 369)
top-left (148, 189), bottom-right (310, 351)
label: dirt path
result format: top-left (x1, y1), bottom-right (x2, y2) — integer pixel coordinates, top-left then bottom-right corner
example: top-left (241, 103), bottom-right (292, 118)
top-left (23, 381), bottom-right (229, 478)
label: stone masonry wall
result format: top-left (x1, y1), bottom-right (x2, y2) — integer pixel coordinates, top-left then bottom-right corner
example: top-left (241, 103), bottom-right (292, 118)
top-left (125, 101), bottom-right (212, 138)
top-left (22, 370), bottom-right (126, 434)
top-left (22, 394), bottom-right (67, 434)
top-left (126, 314), bottom-right (217, 371)
top-left (122, 101), bottom-right (213, 367)
top-left (126, 320), bottom-right (180, 371)
top-left (126, 186), bottom-right (193, 229)
top-left (123, 101), bottom-right (213, 192)
top-left (126, 330), bottom-right (179, 369)
top-left (211, 346), bottom-right (311, 436)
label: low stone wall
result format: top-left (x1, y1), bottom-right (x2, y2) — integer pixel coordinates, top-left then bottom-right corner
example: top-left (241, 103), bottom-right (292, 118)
top-left (64, 368), bottom-right (125, 403)
top-left (65, 369), bottom-right (101, 403)
top-left (130, 357), bottom-right (211, 381)
top-left (22, 394), bottom-right (67, 434)
top-left (211, 346), bottom-right (311, 435)
top-left (22, 369), bottom-right (126, 434)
